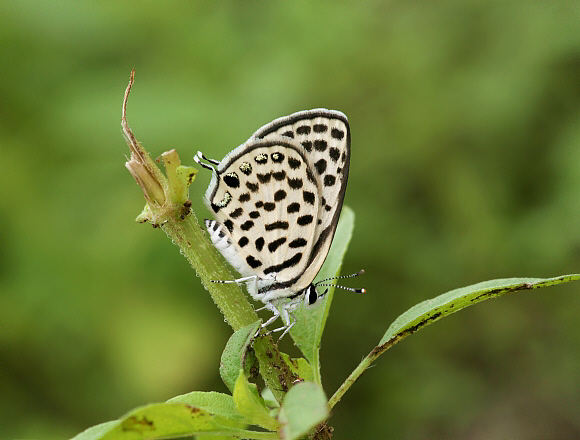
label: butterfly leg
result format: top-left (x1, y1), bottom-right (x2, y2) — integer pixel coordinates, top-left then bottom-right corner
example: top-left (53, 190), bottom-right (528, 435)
top-left (275, 318), bottom-right (296, 342)
top-left (212, 274), bottom-right (258, 285)
top-left (267, 307), bottom-right (296, 342)
top-left (254, 302), bottom-right (281, 337)
top-left (260, 302), bottom-right (281, 328)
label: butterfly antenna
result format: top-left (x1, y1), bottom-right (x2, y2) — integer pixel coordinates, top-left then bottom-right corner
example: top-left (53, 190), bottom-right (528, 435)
top-left (194, 151), bottom-right (219, 171)
top-left (315, 269), bottom-right (366, 294)
top-left (316, 283), bottom-right (366, 294)
top-left (316, 269), bottom-right (365, 284)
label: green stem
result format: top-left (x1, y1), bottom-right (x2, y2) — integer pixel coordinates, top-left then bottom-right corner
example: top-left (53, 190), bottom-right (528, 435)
top-left (166, 211), bottom-right (300, 404)
top-left (161, 209), bottom-right (297, 403)
top-left (162, 211), bottom-right (257, 330)
top-left (121, 70), bottom-right (297, 405)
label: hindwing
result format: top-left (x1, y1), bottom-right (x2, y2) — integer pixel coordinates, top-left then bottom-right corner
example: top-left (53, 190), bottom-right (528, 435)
top-left (252, 109), bottom-right (350, 291)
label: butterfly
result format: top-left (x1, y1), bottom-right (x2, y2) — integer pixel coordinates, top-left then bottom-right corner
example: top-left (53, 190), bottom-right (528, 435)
top-left (194, 109), bottom-right (364, 338)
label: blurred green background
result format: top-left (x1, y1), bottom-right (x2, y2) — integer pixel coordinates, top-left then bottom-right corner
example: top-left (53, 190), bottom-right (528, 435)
top-left (2, 1), bottom-right (580, 438)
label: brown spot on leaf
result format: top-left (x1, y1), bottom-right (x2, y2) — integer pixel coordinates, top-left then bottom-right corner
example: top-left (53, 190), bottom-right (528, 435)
top-left (122, 416), bottom-right (154, 433)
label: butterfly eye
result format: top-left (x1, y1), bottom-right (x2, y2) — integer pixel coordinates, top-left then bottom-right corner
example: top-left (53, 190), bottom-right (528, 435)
top-left (307, 285), bottom-right (318, 305)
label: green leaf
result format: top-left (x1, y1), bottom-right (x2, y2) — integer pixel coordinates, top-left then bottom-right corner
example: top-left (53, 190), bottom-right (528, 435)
top-left (290, 206), bottom-right (355, 383)
top-left (220, 320), bottom-right (261, 392)
top-left (233, 370), bottom-right (280, 431)
top-left (278, 382), bottom-right (329, 440)
top-left (166, 391), bottom-right (244, 421)
top-left (197, 432), bottom-right (241, 439)
top-left (196, 436), bottom-right (238, 440)
top-left (380, 275), bottom-right (580, 346)
top-left (71, 402), bottom-right (279, 440)
top-left (281, 354), bottom-right (315, 382)
top-left (329, 273), bottom-right (580, 409)
top-left (71, 421), bottom-right (119, 440)
top-left (195, 416), bottom-right (248, 440)
top-left (261, 387), bottom-right (280, 409)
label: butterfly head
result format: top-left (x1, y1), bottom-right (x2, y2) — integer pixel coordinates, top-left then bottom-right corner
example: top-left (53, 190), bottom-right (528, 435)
top-left (302, 284), bottom-right (328, 308)
top-left (303, 269), bottom-right (366, 307)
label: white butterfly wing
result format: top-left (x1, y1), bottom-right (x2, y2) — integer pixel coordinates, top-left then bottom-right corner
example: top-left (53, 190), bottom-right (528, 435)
top-left (204, 138), bottom-right (321, 290)
top-left (251, 109), bottom-right (350, 291)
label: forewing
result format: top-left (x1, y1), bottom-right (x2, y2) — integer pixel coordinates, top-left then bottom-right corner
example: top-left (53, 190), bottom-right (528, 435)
top-left (252, 109), bottom-right (350, 291)
top-left (205, 138), bottom-right (320, 287)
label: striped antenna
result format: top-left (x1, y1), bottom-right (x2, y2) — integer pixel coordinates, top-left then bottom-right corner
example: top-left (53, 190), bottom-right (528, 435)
top-left (315, 269), bottom-right (366, 294)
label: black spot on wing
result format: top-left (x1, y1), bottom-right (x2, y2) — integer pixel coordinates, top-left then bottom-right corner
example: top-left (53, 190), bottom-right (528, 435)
top-left (241, 220), bottom-right (254, 231)
top-left (288, 157), bottom-right (301, 169)
top-left (223, 172), bottom-right (240, 188)
top-left (282, 130), bottom-right (294, 138)
top-left (255, 154), bottom-right (268, 164)
top-left (272, 170), bottom-right (286, 181)
top-left (296, 125), bottom-right (311, 135)
top-left (314, 159), bottom-right (327, 174)
top-left (297, 215), bottom-right (313, 226)
top-left (249, 210), bottom-right (260, 219)
top-left (246, 255), bottom-right (262, 269)
top-left (329, 147), bottom-right (340, 162)
top-left (255, 201), bottom-right (263, 208)
top-left (314, 140), bottom-right (327, 151)
top-left (239, 162), bottom-right (252, 175)
top-left (303, 191), bottom-right (315, 205)
top-left (274, 190), bottom-right (286, 201)
top-left (264, 202), bottom-right (276, 211)
top-left (212, 191), bottom-right (232, 210)
top-left (287, 202), bottom-right (300, 213)
top-left (268, 237), bottom-right (286, 253)
top-left (255, 237), bottom-right (264, 251)
top-left (331, 128), bottom-right (345, 140)
top-left (239, 193), bottom-right (251, 203)
top-left (302, 141), bottom-right (312, 152)
top-left (313, 124), bottom-right (327, 133)
top-left (263, 253), bottom-right (302, 275)
top-left (229, 207), bottom-right (243, 219)
top-left (257, 173), bottom-right (271, 183)
top-left (265, 221), bottom-right (289, 231)
top-left (246, 181), bottom-right (259, 192)
top-left (238, 236), bottom-right (249, 247)
top-left (271, 152), bottom-right (285, 163)
top-left (288, 177), bottom-right (303, 189)
top-left (224, 219), bottom-right (234, 233)
top-left (289, 238), bottom-right (307, 248)
top-left (324, 175), bottom-right (336, 186)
